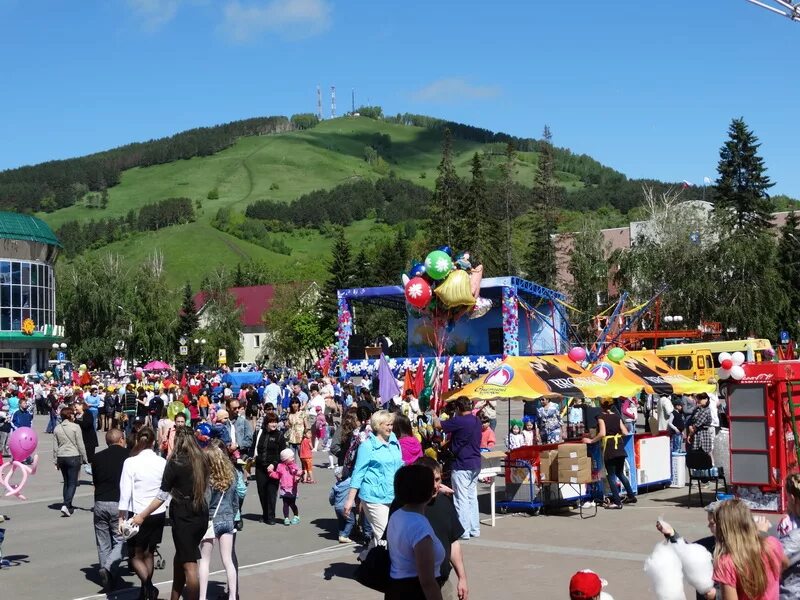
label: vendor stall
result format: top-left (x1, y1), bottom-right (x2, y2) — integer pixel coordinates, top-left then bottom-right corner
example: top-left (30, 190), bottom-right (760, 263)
top-left (724, 360), bottom-right (800, 513)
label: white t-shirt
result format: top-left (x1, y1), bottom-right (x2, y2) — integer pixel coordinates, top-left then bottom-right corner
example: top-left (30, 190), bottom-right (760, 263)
top-left (387, 509), bottom-right (445, 580)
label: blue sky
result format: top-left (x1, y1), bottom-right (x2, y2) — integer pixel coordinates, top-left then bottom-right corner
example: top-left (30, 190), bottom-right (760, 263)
top-left (1, 0), bottom-right (799, 195)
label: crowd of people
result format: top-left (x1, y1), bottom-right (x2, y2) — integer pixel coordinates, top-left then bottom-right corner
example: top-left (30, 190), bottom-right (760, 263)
top-left (0, 367), bottom-right (483, 600)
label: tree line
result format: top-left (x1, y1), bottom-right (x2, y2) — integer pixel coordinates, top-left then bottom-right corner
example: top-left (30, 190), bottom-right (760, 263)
top-left (56, 197), bottom-right (195, 258)
top-left (0, 116), bottom-right (294, 213)
top-left (245, 177), bottom-right (432, 227)
top-left (385, 112), bottom-right (626, 186)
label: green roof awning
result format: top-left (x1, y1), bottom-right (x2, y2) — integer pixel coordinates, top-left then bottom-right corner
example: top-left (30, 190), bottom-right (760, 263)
top-left (0, 212), bottom-right (61, 247)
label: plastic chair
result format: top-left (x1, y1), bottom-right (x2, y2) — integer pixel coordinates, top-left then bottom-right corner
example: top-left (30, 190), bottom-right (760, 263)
top-left (686, 448), bottom-right (728, 507)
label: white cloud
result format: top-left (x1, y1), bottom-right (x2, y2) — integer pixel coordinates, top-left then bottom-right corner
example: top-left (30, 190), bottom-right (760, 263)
top-left (126, 0), bottom-right (182, 30)
top-left (411, 78), bottom-right (501, 103)
top-left (221, 0), bottom-right (331, 43)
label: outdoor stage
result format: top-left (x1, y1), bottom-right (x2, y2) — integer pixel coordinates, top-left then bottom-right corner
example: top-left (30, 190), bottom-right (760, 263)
top-left (336, 276), bottom-right (571, 376)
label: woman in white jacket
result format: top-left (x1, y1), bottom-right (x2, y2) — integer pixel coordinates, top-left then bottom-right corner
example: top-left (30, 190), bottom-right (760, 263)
top-left (117, 427), bottom-right (166, 600)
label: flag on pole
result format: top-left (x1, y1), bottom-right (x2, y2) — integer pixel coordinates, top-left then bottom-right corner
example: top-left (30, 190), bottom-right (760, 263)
top-left (402, 367), bottom-right (414, 397)
top-left (703, 176), bottom-right (712, 185)
top-left (413, 357), bottom-right (425, 396)
top-left (378, 354), bottom-right (401, 406)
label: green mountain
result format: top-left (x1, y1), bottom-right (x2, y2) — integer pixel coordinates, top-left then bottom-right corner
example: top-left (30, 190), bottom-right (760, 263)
top-left (18, 114), bottom-right (727, 286)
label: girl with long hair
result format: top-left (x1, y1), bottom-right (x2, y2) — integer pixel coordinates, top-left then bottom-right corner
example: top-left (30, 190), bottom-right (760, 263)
top-left (131, 426), bottom-right (209, 600)
top-left (198, 439), bottom-right (239, 600)
top-left (118, 427), bottom-right (166, 600)
top-left (712, 499), bottom-right (787, 599)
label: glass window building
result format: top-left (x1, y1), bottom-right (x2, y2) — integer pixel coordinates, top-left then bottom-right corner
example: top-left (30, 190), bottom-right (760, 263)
top-left (0, 212), bottom-right (62, 373)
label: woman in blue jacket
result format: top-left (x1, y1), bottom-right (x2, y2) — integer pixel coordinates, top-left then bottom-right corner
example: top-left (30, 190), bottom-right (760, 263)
top-left (342, 409), bottom-right (403, 551)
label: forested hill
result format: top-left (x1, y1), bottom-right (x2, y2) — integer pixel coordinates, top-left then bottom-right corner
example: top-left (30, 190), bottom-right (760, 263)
top-left (9, 111), bottom-right (786, 287)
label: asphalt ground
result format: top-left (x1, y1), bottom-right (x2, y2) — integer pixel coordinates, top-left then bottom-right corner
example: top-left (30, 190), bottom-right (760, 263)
top-left (0, 405), bottom-right (717, 600)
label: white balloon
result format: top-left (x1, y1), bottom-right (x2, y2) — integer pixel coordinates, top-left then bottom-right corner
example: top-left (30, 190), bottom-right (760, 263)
top-left (718, 367), bottom-right (731, 380)
top-left (718, 352), bottom-right (732, 365)
top-left (730, 365), bottom-right (745, 380)
top-left (401, 274), bottom-right (410, 286)
top-left (731, 352), bottom-right (745, 366)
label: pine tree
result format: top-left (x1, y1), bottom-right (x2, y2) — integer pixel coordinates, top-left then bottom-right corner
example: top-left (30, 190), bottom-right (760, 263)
top-left (320, 228), bottom-right (355, 335)
top-left (712, 119), bottom-right (784, 337)
top-left (523, 126), bottom-right (560, 287)
top-left (499, 142), bottom-right (517, 275)
top-left (568, 224), bottom-right (607, 341)
top-left (177, 283), bottom-right (199, 340)
top-left (430, 129), bottom-right (461, 246)
top-left (715, 118), bottom-right (774, 233)
top-left (451, 153), bottom-right (484, 256)
top-left (352, 248), bottom-right (372, 287)
top-left (777, 212), bottom-right (800, 337)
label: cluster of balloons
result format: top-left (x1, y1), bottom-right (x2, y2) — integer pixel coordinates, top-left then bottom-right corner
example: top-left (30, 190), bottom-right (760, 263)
top-left (402, 246), bottom-right (489, 320)
top-left (0, 427), bottom-right (39, 499)
top-left (718, 351), bottom-right (746, 381)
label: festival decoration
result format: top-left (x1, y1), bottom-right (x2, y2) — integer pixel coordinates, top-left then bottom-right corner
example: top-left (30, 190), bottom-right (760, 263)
top-left (0, 427), bottom-right (39, 499)
top-left (568, 347), bottom-right (588, 363)
top-left (405, 277), bottom-right (433, 310)
top-left (730, 365), bottom-right (745, 381)
top-left (20, 318), bottom-right (35, 335)
top-left (437, 245), bottom-right (453, 257)
top-left (731, 352), bottom-right (745, 366)
top-left (418, 360), bottom-right (438, 411)
top-left (434, 270), bottom-right (475, 309)
top-left (607, 347), bottom-right (626, 363)
top-left (409, 262), bottom-right (426, 278)
top-left (470, 297), bottom-right (492, 319)
top-left (502, 287), bottom-right (519, 356)
top-left (720, 358), bottom-right (733, 370)
top-left (424, 250), bottom-right (453, 280)
top-left (718, 352), bottom-right (732, 365)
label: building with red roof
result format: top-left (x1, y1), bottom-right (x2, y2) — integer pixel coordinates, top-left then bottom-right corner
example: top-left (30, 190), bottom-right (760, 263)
top-left (193, 285), bottom-right (275, 365)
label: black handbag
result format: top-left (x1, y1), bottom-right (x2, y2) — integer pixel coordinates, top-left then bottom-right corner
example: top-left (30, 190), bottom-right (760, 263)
top-left (354, 543), bottom-right (391, 592)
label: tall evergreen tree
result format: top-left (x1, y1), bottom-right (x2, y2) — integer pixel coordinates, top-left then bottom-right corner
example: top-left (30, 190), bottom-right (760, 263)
top-left (177, 282), bottom-right (199, 340)
top-left (714, 117), bottom-right (775, 233)
top-left (777, 211), bottom-right (800, 338)
top-left (712, 119), bottom-right (784, 337)
top-left (567, 224), bottom-right (607, 342)
top-left (499, 142), bottom-right (518, 275)
top-left (320, 227), bottom-right (355, 335)
top-left (523, 126), bottom-right (560, 287)
top-left (430, 129), bottom-right (461, 246)
top-left (451, 153), bottom-right (484, 256)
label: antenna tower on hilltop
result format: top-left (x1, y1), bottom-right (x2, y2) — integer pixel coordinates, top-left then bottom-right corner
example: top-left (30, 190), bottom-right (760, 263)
top-left (745, 0), bottom-right (800, 21)
top-left (351, 89), bottom-right (355, 114)
top-left (330, 86), bottom-right (336, 118)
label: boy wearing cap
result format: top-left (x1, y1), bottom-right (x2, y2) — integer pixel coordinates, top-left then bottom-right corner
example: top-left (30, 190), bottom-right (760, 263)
top-left (569, 570), bottom-right (606, 599)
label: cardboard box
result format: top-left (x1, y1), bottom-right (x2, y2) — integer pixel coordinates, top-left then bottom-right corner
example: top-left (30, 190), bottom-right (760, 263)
top-left (558, 466), bottom-right (593, 483)
top-left (558, 442), bottom-right (588, 460)
top-left (558, 457), bottom-right (591, 473)
top-left (539, 449), bottom-right (559, 481)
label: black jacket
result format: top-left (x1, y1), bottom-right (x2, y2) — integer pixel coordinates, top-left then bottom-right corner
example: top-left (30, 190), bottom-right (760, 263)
top-left (253, 428), bottom-right (286, 469)
top-left (91, 444), bottom-right (130, 502)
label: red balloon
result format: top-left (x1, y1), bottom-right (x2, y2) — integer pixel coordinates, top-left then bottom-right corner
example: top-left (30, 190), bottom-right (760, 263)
top-left (405, 277), bottom-right (432, 310)
top-left (720, 358), bottom-right (733, 370)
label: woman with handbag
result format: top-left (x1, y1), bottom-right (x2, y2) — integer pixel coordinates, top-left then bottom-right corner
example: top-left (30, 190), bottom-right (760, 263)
top-left (343, 410), bottom-right (403, 553)
top-left (385, 464), bottom-right (445, 600)
top-left (198, 440), bottom-right (240, 600)
top-left (118, 427), bottom-right (166, 600)
top-left (252, 412), bottom-right (286, 525)
top-left (75, 401), bottom-right (99, 470)
top-left (130, 426), bottom-right (209, 600)
top-left (53, 406), bottom-right (88, 517)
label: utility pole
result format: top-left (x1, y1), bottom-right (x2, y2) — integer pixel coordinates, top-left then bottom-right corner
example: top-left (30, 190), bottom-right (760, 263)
top-left (330, 85), bottom-right (336, 118)
top-left (316, 85), bottom-right (323, 121)
top-left (351, 89), bottom-right (355, 114)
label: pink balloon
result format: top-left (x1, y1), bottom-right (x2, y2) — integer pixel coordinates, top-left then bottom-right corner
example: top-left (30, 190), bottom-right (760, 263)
top-left (568, 347), bottom-right (587, 363)
top-left (0, 454), bottom-right (38, 500)
top-left (9, 427), bottom-right (38, 462)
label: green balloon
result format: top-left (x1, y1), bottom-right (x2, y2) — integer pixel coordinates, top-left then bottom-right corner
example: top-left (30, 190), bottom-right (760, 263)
top-left (425, 250), bottom-right (453, 280)
top-left (607, 347), bottom-right (625, 363)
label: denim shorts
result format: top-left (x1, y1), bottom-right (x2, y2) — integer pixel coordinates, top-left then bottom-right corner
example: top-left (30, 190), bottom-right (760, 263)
top-left (214, 520), bottom-right (236, 537)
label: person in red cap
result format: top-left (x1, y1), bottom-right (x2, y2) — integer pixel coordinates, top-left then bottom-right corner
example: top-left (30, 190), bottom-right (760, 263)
top-left (569, 569), bottom-right (604, 600)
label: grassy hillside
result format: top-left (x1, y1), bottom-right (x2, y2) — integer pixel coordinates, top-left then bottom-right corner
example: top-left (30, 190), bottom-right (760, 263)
top-left (39, 117), bottom-right (584, 285)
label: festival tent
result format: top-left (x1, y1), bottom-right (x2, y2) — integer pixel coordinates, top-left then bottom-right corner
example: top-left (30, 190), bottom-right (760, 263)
top-left (142, 360), bottom-right (173, 372)
top-left (455, 354), bottom-right (641, 402)
top-left (0, 368), bottom-right (23, 379)
top-left (590, 350), bottom-right (716, 396)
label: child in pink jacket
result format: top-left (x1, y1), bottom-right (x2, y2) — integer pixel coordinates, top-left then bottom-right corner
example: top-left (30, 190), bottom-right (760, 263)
top-left (269, 448), bottom-right (302, 525)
